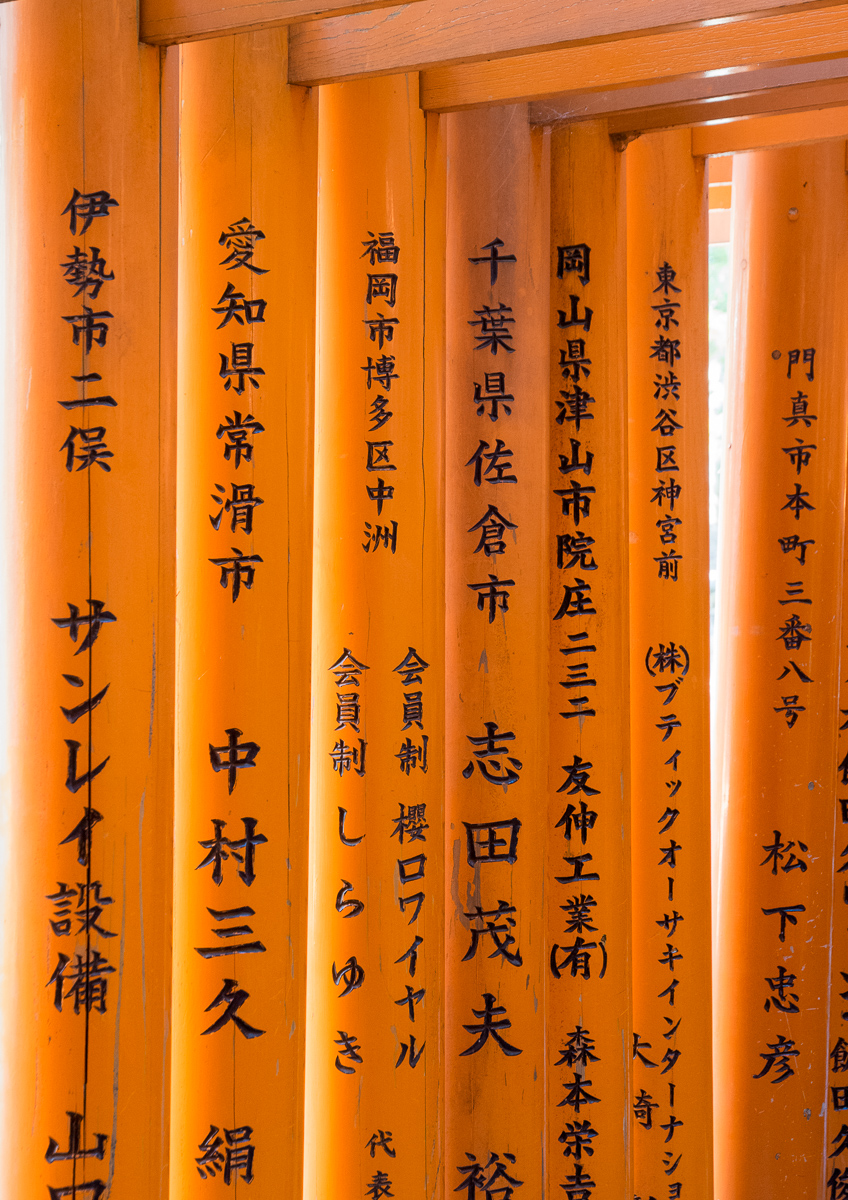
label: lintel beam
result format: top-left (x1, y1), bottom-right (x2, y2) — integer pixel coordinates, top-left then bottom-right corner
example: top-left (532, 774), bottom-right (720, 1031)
top-left (526, 74), bottom-right (848, 141)
top-left (417, 5), bottom-right (848, 111)
top-left (528, 63), bottom-right (848, 130)
top-left (604, 76), bottom-right (848, 135)
top-left (289, 0), bottom-right (848, 86)
top-left (139, 0), bottom-right (420, 47)
top-left (691, 104), bottom-right (848, 152)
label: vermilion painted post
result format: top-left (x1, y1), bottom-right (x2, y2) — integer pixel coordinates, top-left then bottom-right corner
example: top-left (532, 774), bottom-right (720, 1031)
top-left (627, 128), bottom-right (713, 1200)
top-left (548, 119), bottom-right (633, 1200)
top-left (171, 32), bottom-right (317, 1198)
top-left (444, 104), bottom-right (549, 1197)
top-left (304, 75), bottom-right (443, 1200)
top-left (1, 1), bottom-right (175, 1195)
top-left (714, 142), bottom-right (848, 1198)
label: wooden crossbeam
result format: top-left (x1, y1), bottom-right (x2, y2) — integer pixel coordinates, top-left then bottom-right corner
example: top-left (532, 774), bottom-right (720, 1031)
top-left (528, 63), bottom-right (848, 130)
top-left (525, 73), bottom-right (848, 137)
top-left (288, 0), bottom-right (848, 85)
top-left (417, 6), bottom-right (848, 111)
top-left (139, 0), bottom-right (420, 46)
top-left (691, 104), bottom-right (848, 152)
top-left (604, 76), bottom-right (848, 135)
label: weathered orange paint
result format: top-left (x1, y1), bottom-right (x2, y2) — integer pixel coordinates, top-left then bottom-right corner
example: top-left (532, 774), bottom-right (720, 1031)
top-left (548, 119), bottom-right (632, 1199)
top-left (627, 128), bottom-right (713, 1200)
top-left (0, 0), bottom-right (175, 1195)
top-left (713, 142), bottom-right (848, 1198)
top-left (443, 104), bottom-right (548, 1194)
top-left (304, 74), bottom-right (443, 1199)
top-left (171, 30), bottom-right (316, 1199)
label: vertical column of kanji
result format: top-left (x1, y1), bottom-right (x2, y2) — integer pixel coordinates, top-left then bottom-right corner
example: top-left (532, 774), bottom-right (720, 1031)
top-left (304, 75), bottom-right (443, 1200)
top-left (1, 0), bottom-right (175, 1197)
top-left (713, 144), bottom-right (848, 1197)
top-left (443, 106), bottom-right (548, 1196)
top-left (626, 129), bottom-right (713, 1200)
top-left (547, 121), bottom-right (633, 1200)
top-left (171, 32), bottom-right (316, 1200)
top-left (831, 491), bottom-right (848, 1198)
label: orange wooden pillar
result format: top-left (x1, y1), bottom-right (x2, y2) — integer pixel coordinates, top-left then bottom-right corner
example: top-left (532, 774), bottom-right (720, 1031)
top-left (713, 143), bottom-right (848, 1198)
top-left (548, 120), bottom-right (633, 1199)
top-left (171, 32), bottom-right (316, 1198)
top-left (443, 105), bottom-right (548, 1195)
top-left (832, 459), bottom-right (848, 1200)
top-left (626, 129), bottom-right (713, 1199)
top-left (304, 75), bottom-right (443, 1199)
top-left (0, 1), bottom-right (176, 1196)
